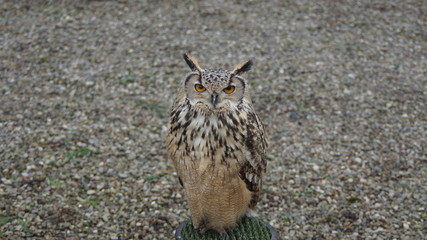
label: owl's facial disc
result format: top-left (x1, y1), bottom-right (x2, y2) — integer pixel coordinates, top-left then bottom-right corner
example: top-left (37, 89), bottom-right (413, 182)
top-left (185, 69), bottom-right (245, 111)
top-left (198, 70), bottom-right (233, 109)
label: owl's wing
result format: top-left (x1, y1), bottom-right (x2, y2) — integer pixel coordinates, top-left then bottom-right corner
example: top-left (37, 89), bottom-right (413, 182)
top-left (239, 111), bottom-right (268, 208)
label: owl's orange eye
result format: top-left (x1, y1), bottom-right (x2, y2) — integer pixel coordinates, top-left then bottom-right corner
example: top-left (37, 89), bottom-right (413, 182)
top-left (195, 84), bottom-right (206, 92)
top-left (223, 86), bottom-right (235, 94)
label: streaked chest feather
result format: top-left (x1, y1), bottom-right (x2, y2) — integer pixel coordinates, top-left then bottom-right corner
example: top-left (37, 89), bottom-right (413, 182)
top-left (169, 105), bottom-right (247, 171)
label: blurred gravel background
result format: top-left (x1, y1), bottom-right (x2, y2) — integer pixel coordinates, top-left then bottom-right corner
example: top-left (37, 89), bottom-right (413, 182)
top-left (1, 0), bottom-right (426, 239)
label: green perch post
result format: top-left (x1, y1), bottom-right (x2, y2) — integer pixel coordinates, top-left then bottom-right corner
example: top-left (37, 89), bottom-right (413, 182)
top-left (175, 216), bottom-right (278, 240)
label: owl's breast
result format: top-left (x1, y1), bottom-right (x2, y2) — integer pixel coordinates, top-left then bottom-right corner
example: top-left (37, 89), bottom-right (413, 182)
top-left (169, 106), bottom-right (247, 175)
top-left (194, 113), bottom-right (246, 173)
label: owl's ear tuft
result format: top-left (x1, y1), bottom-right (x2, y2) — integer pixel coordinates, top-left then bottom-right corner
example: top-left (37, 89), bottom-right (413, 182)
top-left (183, 53), bottom-right (203, 73)
top-left (231, 60), bottom-right (253, 76)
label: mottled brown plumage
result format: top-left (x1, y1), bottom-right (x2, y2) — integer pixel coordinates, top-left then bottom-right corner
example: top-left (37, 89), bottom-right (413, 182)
top-left (167, 54), bottom-right (268, 234)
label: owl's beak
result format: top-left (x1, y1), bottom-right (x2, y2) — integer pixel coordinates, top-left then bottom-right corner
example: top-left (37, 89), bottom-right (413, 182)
top-left (211, 93), bottom-right (218, 108)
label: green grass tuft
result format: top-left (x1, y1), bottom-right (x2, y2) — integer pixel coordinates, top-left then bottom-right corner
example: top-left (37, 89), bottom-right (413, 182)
top-left (86, 198), bottom-right (101, 206)
top-left (304, 187), bottom-right (314, 194)
top-left (66, 147), bottom-right (92, 160)
top-left (135, 100), bottom-right (165, 117)
top-left (18, 220), bottom-right (31, 233)
top-left (280, 215), bottom-right (291, 224)
top-left (47, 176), bottom-right (62, 188)
top-left (119, 74), bottom-right (135, 85)
top-left (0, 216), bottom-right (16, 226)
top-left (144, 174), bottom-right (159, 181)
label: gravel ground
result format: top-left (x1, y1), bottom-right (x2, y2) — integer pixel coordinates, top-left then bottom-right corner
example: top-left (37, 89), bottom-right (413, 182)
top-left (1, 0), bottom-right (426, 239)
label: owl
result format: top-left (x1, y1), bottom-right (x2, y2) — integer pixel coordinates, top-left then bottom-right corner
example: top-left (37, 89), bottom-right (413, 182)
top-left (167, 54), bottom-right (268, 234)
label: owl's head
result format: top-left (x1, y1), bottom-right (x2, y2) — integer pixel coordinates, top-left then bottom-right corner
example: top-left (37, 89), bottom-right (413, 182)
top-left (182, 54), bottom-right (253, 111)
